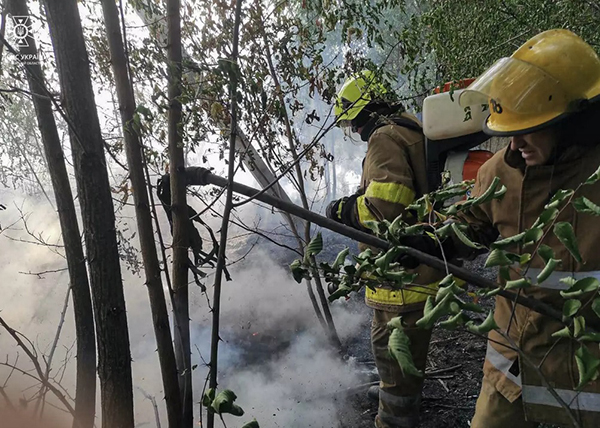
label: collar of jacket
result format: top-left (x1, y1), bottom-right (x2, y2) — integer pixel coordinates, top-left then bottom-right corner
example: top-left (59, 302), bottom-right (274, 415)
top-left (359, 104), bottom-right (407, 142)
top-left (504, 142), bottom-right (592, 172)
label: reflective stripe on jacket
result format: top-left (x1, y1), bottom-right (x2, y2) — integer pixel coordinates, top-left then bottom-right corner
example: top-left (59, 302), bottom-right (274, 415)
top-left (352, 113), bottom-right (444, 312)
top-left (459, 143), bottom-right (600, 427)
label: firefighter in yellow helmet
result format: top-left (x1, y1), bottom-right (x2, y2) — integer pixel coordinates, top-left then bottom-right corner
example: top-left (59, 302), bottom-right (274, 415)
top-left (455, 29), bottom-right (600, 427)
top-left (327, 70), bottom-right (447, 428)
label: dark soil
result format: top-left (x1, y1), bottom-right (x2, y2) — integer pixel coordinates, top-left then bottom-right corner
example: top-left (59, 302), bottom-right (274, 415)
top-left (334, 256), bottom-right (495, 428)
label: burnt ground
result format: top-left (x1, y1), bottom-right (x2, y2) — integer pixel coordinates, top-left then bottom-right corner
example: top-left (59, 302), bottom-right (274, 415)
top-left (333, 256), bottom-right (495, 428)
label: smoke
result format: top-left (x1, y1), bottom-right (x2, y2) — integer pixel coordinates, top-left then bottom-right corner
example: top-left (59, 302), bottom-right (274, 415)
top-left (0, 188), bottom-right (370, 428)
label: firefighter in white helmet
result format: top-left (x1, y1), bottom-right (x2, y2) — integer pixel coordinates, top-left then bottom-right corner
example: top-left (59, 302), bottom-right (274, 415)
top-left (327, 70), bottom-right (447, 428)
top-left (455, 29), bottom-right (600, 427)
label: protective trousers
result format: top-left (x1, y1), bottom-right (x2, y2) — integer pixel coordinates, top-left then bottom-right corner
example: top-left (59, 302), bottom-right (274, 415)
top-left (371, 309), bottom-right (431, 428)
top-left (471, 375), bottom-right (538, 428)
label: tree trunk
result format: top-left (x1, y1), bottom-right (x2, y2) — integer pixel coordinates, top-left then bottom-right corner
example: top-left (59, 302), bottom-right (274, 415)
top-left (4, 2), bottom-right (96, 427)
top-left (43, 1), bottom-right (134, 427)
top-left (165, 0), bottom-right (192, 426)
top-left (99, 1), bottom-right (183, 427)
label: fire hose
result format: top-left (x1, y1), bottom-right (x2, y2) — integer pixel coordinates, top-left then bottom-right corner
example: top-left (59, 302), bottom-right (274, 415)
top-left (183, 166), bottom-right (599, 331)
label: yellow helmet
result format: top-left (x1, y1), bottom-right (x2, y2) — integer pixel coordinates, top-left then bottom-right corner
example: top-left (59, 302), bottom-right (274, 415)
top-left (460, 29), bottom-right (600, 135)
top-left (334, 70), bottom-right (388, 123)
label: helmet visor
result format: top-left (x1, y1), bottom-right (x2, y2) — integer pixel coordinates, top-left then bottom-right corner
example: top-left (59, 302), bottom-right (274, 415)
top-left (459, 57), bottom-right (578, 115)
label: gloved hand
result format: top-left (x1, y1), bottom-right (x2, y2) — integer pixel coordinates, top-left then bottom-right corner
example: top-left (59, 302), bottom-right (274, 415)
top-left (396, 232), bottom-right (454, 269)
top-left (326, 197), bottom-right (348, 222)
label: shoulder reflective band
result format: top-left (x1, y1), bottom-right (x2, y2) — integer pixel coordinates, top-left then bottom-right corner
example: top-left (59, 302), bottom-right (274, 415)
top-left (523, 269), bottom-right (600, 290)
top-left (522, 385), bottom-right (600, 412)
top-left (485, 342), bottom-right (522, 387)
top-left (365, 181), bottom-right (416, 206)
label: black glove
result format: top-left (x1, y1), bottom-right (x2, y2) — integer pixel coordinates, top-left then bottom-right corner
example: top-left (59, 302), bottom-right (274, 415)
top-left (326, 197), bottom-right (348, 222)
top-left (396, 232), bottom-right (454, 269)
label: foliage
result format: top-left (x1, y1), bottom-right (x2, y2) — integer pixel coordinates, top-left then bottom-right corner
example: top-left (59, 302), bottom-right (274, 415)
top-left (399, 0), bottom-right (600, 99)
top-left (291, 171), bottom-right (600, 390)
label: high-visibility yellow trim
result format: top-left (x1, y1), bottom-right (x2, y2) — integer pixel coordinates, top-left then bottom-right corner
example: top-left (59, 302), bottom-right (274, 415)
top-left (365, 278), bottom-right (466, 307)
top-left (365, 181), bottom-right (416, 206)
top-left (356, 195), bottom-right (378, 225)
top-left (365, 283), bottom-right (436, 306)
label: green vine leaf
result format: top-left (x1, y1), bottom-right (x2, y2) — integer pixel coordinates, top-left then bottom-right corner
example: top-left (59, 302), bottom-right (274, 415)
top-left (532, 207), bottom-right (559, 228)
top-left (585, 164), bottom-right (600, 185)
top-left (466, 311), bottom-right (499, 334)
top-left (560, 277), bottom-right (600, 299)
top-left (484, 248), bottom-right (513, 267)
top-left (551, 326), bottom-right (572, 339)
top-left (490, 232), bottom-right (526, 250)
top-left (574, 316), bottom-right (586, 338)
top-left (523, 227), bottom-right (543, 246)
top-left (202, 388), bottom-right (216, 408)
top-left (536, 258), bottom-right (561, 284)
top-left (289, 259), bottom-right (309, 283)
top-left (211, 389), bottom-right (245, 416)
top-left (554, 222), bottom-right (583, 264)
top-left (537, 245), bottom-right (555, 264)
top-left (505, 278), bottom-right (531, 290)
top-left (573, 196), bottom-right (600, 216)
top-left (241, 420), bottom-right (260, 428)
top-left (451, 223), bottom-right (484, 249)
top-left (545, 189), bottom-right (574, 209)
top-left (562, 299), bottom-right (582, 321)
top-left (304, 232), bottom-right (323, 262)
top-left (575, 345), bottom-right (600, 388)
top-left (592, 298), bottom-right (600, 319)
top-left (332, 248), bottom-right (350, 270)
top-left (439, 311), bottom-right (469, 330)
top-left (388, 328), bottom-right (423, 377)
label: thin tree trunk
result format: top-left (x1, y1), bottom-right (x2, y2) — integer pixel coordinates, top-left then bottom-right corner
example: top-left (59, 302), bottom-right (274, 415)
top-left (43, 1), bottom-right (134, 427)
top-left (99, 1), bottom-right (183, 427)
top-left (4, 2), bottom-right (96, 427)
top-left (165, 0), bottom-right (192, 426)
top-left (206, 2), bottom-right (243, 427)
top-left (260, 25), bottom-right (341, 347)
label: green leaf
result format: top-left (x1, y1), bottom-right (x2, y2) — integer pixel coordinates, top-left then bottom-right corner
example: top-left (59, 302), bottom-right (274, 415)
top-left (241, 420), bottom-right (260, 428)
top-left (375, 247), bottom-right (402, 271)
top-left (573, 196), bottom-right (600, 216)
top-left (575, 345), bottom-right (600, 388)
top-left (416, 294), bottom-right (455, 329)
top-left (387, 316), bottom-right (404, 330)
top-left (537, 245), bottom-right (555, 264)
top-left (305, 232), bottom-right (323, 260)
top-left (211, 389), bottom-right (244, 416)
top-left (485, 249), bottom-right (513, 267)
top-left (592, 298), bottom-right (600, 319)
top-left (536, 258), bottom-right (561, 284)
top-left (439, 311), bottom-right (469, 330)
top-left (523, 228), bottom-right (543, 246)
top-left (585, 164), bottom-right (600, 185)
top-left (451, 223), bottom-right (484, 249)
top-left (466, 311), bottom-right (499, 334)
top-left (519, 253), bottom-right (532, 266)
top-left (545, 189), bottom-right (574, 209)
top-left (332, 248), bottom-right (350, 270)
top-left (388, 328), bottom-right (423, 377)
top-left (579, 333), bottom-right (600, 342)
top-left (289, 259), bottom-right (309, 283)
top-left (532, 207), bottom-right (559, 228)
top-left (483, 287), bottom-right (502, 297)
top-left (499, 266), bottom-right (511, 282)
top-left (328, 283), bottom-right (353, 302)
top-left (505, 278), bottom-right (531, 290)
top-left (202, 388), bottom-right (216, 408)
top-left (554, 222), bottom-right (583, 264)
top-left (562, 299), bottom-right (582, 320)
top-left (490, 232), bottom-right (526, 250)
top-left (560, 277), bottom-right (600, 298)
top-left (574, 316), bottom-right (586, 338)
top-left (551, 326), bottom-right (572, 338)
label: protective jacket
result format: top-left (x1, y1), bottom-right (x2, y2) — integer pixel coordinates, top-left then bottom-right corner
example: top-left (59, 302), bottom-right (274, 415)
top-left (342, 112), bottom-right (445, 312)
top-left (460, 143), bottom-right (600, 427)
